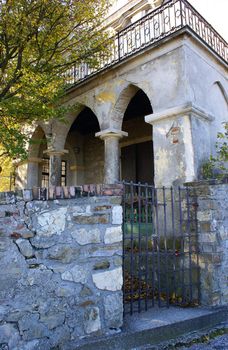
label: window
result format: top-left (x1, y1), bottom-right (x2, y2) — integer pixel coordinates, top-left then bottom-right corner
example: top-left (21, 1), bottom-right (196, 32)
top-left (41, 159), bottom-right (67, 187)
top-left (61, 160), bottom-right (67, 186)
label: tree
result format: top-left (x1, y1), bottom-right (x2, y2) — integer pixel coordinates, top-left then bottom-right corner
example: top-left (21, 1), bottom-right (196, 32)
top-left (0, 0), bottom-right (110, 159)
top-left (202, 122), bottom-right (228, 180)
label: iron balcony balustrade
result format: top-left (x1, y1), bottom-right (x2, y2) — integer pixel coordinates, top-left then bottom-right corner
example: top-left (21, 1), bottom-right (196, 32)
top-left (65, 0), bottom-right (228, 87)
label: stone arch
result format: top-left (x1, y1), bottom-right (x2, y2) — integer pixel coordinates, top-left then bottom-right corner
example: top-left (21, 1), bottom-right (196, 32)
top-left (28, 125), bottom-right (47, 158)
top-left (114, 84), bottom-right (154, 184)
top-left (110, 83), bottom-right (153, 130)
top-left (214, 81), bottom-right (228, 105)
top-left (207, 80), bottom-right (228, 154)
top-left (15, 125), bottom-right (48, 189)
top-left (63, 105), bottom-right (103, 185)
top-left (50, 103), bottom-right (102, 151)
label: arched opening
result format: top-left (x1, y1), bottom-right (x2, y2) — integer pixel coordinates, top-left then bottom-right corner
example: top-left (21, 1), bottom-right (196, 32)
top-left (120, 89), bottom-right (154, 184)
top-left (16, 125), bottom-right (48, 188)
top-left (64, 107), bottom-right (102, 185)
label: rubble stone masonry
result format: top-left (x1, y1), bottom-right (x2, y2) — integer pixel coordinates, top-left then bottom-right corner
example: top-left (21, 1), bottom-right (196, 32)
top-left (186, 180), bottom-right (228, 306)
top-left (0, 186), bottom-right (123, 350)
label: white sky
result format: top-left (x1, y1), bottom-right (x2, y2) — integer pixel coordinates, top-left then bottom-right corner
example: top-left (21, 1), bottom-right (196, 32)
top-left (189, 0), bottom-right (227, 41)
top-left (111, 0), bottom-right (228, 41)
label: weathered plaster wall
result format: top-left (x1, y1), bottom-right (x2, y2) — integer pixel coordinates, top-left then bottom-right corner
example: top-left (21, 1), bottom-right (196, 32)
top-left (0, 190), bottom-right (123, 350)
top-left (184, 41), bottom-right (228, 156)
top-left (16, 34), bottom-right (228, 188)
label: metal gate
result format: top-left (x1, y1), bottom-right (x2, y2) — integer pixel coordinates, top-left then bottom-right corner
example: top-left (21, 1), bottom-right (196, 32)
top-left (122, 181), bottom-right (200, 315)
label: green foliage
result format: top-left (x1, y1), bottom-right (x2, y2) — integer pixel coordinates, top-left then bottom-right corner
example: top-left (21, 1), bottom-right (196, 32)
top-left (0, 0), bottom-right (111, 159)
top-left (202, 122), bottom-right (228, 180)
top-left (0, 145), bottom-right (14, 191)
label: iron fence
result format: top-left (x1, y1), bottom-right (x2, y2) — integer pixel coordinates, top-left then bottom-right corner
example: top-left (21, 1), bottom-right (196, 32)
top-left (122, 181), bottom-right (200, 315)
top-left (65, 0), bottom-right (227, 86)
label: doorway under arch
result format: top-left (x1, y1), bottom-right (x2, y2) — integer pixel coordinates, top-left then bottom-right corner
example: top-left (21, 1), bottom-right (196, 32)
top-left (64, 107), bottom-right (103, 185)
top-left (120, 89), bottom-right (154, 184)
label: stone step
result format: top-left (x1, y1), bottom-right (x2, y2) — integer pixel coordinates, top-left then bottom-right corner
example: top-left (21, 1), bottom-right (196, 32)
top-left (69, 306), bottom-right (228, 350)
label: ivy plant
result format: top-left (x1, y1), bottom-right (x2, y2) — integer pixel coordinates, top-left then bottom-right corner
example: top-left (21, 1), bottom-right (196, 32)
top-left (202, 122), bottom-right (228, 180)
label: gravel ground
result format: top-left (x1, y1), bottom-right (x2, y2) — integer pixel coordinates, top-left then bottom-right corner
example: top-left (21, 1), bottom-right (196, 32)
top-left (137, 325), bottom-right (228, 350)
top-left (175, 334), bottom-right (228, 349)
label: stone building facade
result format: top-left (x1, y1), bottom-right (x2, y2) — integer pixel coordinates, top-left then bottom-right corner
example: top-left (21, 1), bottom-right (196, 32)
top-left (15, 0), bottom-right (227, 189)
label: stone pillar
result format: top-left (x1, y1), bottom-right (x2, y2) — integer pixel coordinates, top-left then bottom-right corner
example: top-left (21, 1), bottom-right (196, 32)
top-left (43, 149), bottom-right (68, 187)
top-left (15, 157), bottom-right (43, 189)
top-left (186, 180), bottom-right (228, 306)
top-left (145, 103), bottom-right (213, 187)
top-left (96, 129), bottom-right (128, 184)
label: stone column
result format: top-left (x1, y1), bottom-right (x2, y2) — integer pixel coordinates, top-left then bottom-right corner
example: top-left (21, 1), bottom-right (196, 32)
top-left (15, 157), bottom-right (43, 189)
top-left (96, 129), bottom-right (128, 184)
top-left (43, 149), bottom-right (68, 187)
top-left (145, 103), bottom-right (213, 187)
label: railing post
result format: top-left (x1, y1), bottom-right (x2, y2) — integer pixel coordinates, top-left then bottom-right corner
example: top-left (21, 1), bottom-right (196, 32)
top-left (180, 0), bottom-right (184, 27)
top-left (117, 32), bottom-right (121, 61)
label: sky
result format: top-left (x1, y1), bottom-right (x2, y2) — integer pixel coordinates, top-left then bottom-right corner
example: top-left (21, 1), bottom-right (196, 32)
top-left (111, 0), bottom-right (228, 41)
top-left (189, 0), bottom-right (227, 41)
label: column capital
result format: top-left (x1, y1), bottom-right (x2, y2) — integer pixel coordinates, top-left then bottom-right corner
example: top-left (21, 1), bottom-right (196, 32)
top-left (145, 103), bottom-right (214, 125)
top-left (95, 128), bottom-right (128, 140)
top-left (43, 149), bottom-right (69, 157)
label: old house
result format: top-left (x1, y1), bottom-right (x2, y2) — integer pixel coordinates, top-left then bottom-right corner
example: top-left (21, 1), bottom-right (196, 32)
top-left (0, 1), bottom-right (227, 349)
top-left (15, 0), bottom-right (228, 189)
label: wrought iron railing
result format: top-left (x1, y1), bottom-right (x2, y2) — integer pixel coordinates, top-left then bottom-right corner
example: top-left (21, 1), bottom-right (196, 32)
top-left (65, 0), bottom-right (227, 87)
top-left (122, 181), bottom-right (200, 315)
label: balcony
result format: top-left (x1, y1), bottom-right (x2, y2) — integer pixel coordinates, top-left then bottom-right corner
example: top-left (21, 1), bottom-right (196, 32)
top-left (65, 0), bottom-right (228, 87)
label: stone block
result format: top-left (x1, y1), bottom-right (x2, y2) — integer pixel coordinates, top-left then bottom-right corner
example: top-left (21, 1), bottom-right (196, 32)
top-left (20, 230), bottom-right (35, 239)
top-left (47, 245), bottom-right (79, 263)
top-left (80, 286), bottom-right (93, 297)
top-left (199, 222), bottom-right (212, 232)
top-left (84, 307), bottom-right (101, 334)
top-left (23, 190), bottom-right (33, 201)
top-left (104, 293), bottom-right (123, 329)
top-left (92, 267), bottom-right (123, 291)
top-left (0, 324), bottom-right (20, 347)
top-left (71, 228), bottom-right (101, 245)
top-left (109, 197), bottom-right (122, 205)
top-left (30, 236), bottom-right (58, 249)
top-left (55, 284), bottom-right (81, 298)
top-left (71, 205), bottom-right (89, 215)
top-left (61, 265), bottom-right (88, 283)
top-left (16, 238), bottom-right (34, 258)
top-left (93, 205), bottom-right (111, 211)
top-left (90, 244), bottom-right (121, 257)
top-left (73, 214), bottom-right (109, 225)
top-left (93, 261), bottom-right (110, 270)
top-left (18, 314), bottom-right (49, 340)
top-left (197, 210), bottom-right (212, 222)
top-left (35, 207), bottom-right (67, 236)
top-left (49, 325), bottom-right (71, 348)
top-left (112, 206), bottom-right (123, 225)
top-left (114, 256), bottom-right (122, 267)
top-left (198, 233), bottom-right (216, 243)
top-left (104, 226), bottom-right (122, 244)
top-left (40, 312), bottom-right (65, 330)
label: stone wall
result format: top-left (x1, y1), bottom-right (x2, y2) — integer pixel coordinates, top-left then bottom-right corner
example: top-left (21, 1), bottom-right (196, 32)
top-left (0, 187), bottom-right (123, 350)
top-left (187, 180), bottom-right (228, 306)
